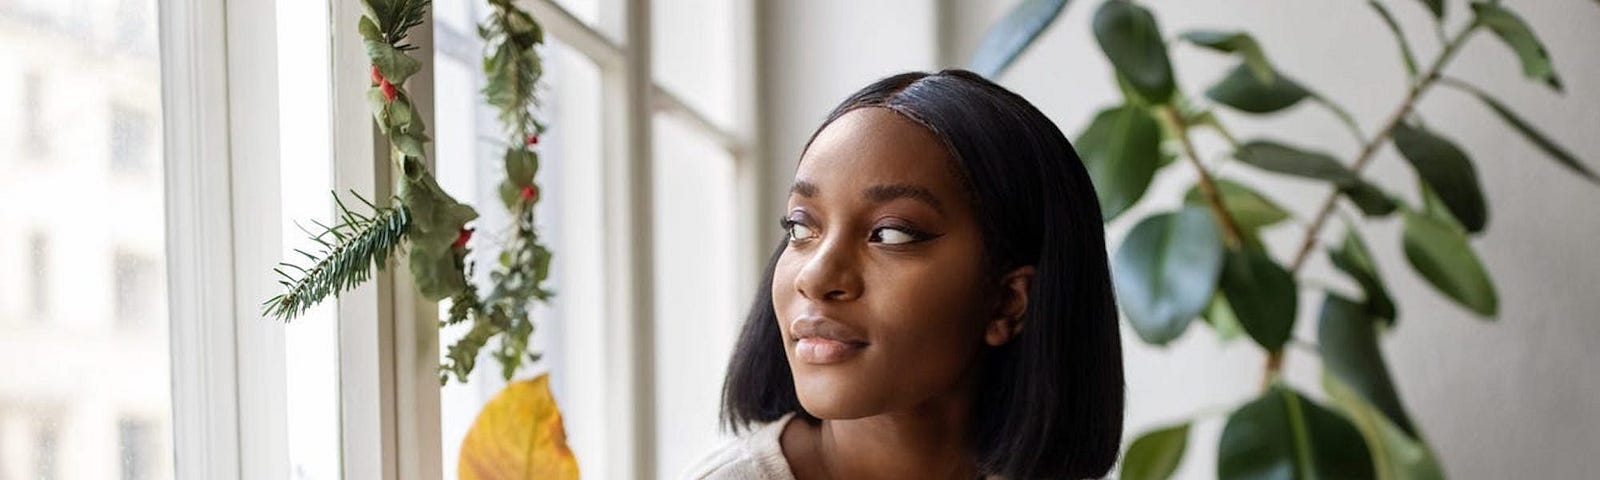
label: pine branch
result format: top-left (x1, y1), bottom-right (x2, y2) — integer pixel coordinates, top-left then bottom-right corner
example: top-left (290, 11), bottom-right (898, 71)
top-left (264, 192), bottom-right (410, 321)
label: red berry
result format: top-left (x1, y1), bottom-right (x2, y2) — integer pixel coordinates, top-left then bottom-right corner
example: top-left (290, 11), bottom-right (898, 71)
top-left (519, 185), bottom-right (538, 201)
top-left (370, 65), bottom-right (383, 84)
top-left (380, 79), bottom-right (397, 101)
top-left (525, 133), bottom-right (539, 146)
top-left (452, 228), bottom-right (474, 249)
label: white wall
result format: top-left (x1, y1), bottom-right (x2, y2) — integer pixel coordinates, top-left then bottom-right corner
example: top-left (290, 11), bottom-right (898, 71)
top-left (763, 1), bottom-right (1600, 477)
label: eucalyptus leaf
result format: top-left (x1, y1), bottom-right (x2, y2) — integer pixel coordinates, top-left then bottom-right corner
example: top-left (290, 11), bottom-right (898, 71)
top-left (1392, 122), bottom-right (1488, 233)
top-left (1113, 208), bottom-right (1225, 346)
top-left (505, 147), bottom-right (538, 186)
top-left (1318, 294), bottom-right (1417, 436)
top-left (1442, 79), bottom-right (1599, 183)
top-left (1206, 63), bottom-right (1309, 114)
top-left (366, 39), bottom-right (422, 86)
top-left (967, 0), bottom-right (1071, 78)
top-left (1324, 375), bottom-right (1446, 480)
top-left (1219, 247), bottom-right (1297, 351)
top-left (1078, 105), bottom-right (1163, 220)
top-left (1218, 385), bottom-right (1375, 479)
top-left (1402, 210), bottom-right (1498, 317)
top-left (1181, 29), bottom-right (1273, 82)
top-left (1328, 229), bottom-right (1397, 323)
top-left (1471, 2), bottom-right (1562, 92)
top-left (1183, 179), bottom-right (1290, 230)
top-left (400, 158), bottom-right (480, 301)
top-left (1122, 423), bottom-right (1190, 480)
top-left (1093, 1), bottom-right (1175, 103)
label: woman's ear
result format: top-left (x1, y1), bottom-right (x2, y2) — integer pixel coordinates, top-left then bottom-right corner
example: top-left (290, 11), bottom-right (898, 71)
top-left (985, 265), bottom-right (1036, 347)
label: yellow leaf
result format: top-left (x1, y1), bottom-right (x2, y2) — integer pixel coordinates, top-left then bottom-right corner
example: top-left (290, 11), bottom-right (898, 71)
top-left (459, 374), bottom-right (580, 480)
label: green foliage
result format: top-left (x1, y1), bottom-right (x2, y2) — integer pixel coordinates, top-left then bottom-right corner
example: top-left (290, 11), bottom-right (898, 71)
top-left (265, 192), bottom-right (410, 321)
top-left (1077, 104), bottom-right (1162, 220)
top-left (1219, 385), bottom-right (1374, 479)
top-left (1113, 208), bottom-right (1224, 345)
top-left (966, 0), bottom-right (1071, 78)
top-left (1121, 422), bottom-right (1190, 480)
top-left (967, 0), bottom-right (1600, 477)
top-left (269, 0), bottom-right (556, 385)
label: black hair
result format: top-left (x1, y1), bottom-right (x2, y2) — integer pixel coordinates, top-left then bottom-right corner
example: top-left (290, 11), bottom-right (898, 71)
top-left (720, 69), bottom-right (1124, 479)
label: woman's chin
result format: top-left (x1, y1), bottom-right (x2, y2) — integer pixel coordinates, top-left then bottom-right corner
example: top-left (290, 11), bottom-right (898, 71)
top-left (792, 374), bottom-right (885, 419)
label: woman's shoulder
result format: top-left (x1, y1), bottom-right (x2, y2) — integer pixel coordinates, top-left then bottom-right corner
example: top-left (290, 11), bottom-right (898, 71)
top-left (679, 412), bottom-right (799, 480)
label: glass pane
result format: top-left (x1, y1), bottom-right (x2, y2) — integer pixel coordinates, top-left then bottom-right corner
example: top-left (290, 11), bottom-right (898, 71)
top-left (433, 31), bottom-right (610, 478)
top-left (0, 0), bottom-right (173, 477)
top-left (652, 0), bottom-right (735, 127)
top-left (276, 0), bottom-right (342, 478)
top-left (652, 113), bottom-right (740, 479)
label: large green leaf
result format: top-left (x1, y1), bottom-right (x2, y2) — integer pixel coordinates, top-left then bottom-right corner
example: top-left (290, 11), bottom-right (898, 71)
top-left (1122, 423), bottom-right (1190, 480)
top-left (1113, 208), bottom-right (1225, 345)
top-left (1324, 375), bottom-right (1446, 480)
top-left (1181, 30), bottom-right (1273, 83)
top-left (1218, 385), bottom-right (1375, 479)
top-left (1416, 0), bottom-right (1444, 20)
top-left (1234, 141), bottom-right (1358, 184)
top-left (1402, 210), bottom-right (1498, 317)
top-left (1392, 122), bottom-right (1488, 233)
top-left (1093, 0), bottom-right (1174, 103)
top-left (1317, 294), bottom-right (1417, 436)
top-left (1442, 79), bottom-right (1599, 184)
top-left (1183, 179), bottom-right (1290, 231)
top-left (967, 0), bottom-right (1071, 78)
top-left (1206, 63), bottom-right (1309, 114)
top-left (1234, 141), bottom-right (1395, 216)
top-left (1471, 2), bottom-right (1562, 92)
top-left (1367, 1), bottom-right (1419, 78)
top-left (1219, 247), bottom-right (1297, 351)
top-left (1328, 229), bottom-right (1397, 323)
top-left (1078, 105), bottom-right (1163, 220)
top-left (366, 39), bottom-right (422, 86)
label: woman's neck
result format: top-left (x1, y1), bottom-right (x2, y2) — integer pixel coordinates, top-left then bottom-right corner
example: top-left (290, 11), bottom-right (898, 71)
top-left (783, 375), bottom-right (983, 479)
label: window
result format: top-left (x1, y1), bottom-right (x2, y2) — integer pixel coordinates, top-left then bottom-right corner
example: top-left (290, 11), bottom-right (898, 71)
top-left (431, 0), bottom-right (758, 477)
top-left (0, 0), bottom-right (172, 476)
top-left (113, 250), bottom-right (160, 328)
top-left (111, 105), bottom-right (154, 176)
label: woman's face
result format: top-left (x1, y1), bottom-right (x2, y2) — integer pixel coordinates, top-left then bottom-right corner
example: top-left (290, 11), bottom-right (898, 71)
top-left (773, 107), bottom-right (999, 419)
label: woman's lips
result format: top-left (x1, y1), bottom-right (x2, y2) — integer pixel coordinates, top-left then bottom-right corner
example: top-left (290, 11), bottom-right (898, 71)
top-left (789, 315), bottom-right (869, 365)
top-left (795, 337), bottom-right (867, 364)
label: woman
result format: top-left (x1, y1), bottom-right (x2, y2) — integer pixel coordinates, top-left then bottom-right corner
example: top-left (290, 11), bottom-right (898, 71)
top-left (688, 70), bottom-right (1124, 479)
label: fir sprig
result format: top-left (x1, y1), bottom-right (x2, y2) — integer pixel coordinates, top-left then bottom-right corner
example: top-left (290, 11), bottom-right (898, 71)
top-left (265, 192), bottom-right (410, 320)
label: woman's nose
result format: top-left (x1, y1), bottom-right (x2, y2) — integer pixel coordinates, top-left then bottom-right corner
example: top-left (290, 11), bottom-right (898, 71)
top-left (794, 235), bottom-right (863, 302)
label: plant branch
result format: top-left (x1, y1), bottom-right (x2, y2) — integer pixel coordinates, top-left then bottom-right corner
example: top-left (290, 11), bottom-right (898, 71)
top-left (1286, 22), bottom-right (1480, 272)
top-left (1160, 104), bottom-right (1246, 249)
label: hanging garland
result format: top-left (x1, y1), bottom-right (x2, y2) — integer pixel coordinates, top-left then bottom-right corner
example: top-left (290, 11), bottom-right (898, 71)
top-left (265, 0), bottom-right (553, 386)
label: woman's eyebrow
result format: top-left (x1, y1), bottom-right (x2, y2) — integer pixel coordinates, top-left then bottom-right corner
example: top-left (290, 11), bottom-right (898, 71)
top-left (864, 183), bottom-right (943, 213)
top-left (788, 180), bottom-right (944, 214)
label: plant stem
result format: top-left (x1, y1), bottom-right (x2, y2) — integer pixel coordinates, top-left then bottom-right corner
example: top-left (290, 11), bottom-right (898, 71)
top-left (1160, 104), bottom-right (1247, 249)
top-left (1286, 23), bottom-right (1480, 272)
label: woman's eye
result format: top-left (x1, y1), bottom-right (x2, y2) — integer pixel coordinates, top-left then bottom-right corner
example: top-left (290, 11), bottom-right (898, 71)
top-left (870, 226), bottom-right (922, 245)
top-left (785, 220), bottom-right (817, 242)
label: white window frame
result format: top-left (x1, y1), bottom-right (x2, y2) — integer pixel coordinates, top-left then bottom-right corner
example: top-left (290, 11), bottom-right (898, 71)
top-left (160, 0), bottom-right (764, 477)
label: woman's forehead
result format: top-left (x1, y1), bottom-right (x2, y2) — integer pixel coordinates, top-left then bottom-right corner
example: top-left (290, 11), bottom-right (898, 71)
top-left (793, 108), bottom-right (961, 199)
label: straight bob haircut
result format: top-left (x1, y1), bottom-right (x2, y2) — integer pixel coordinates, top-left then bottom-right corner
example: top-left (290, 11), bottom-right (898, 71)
top-left (721, 69), bottom-right (1124, 479)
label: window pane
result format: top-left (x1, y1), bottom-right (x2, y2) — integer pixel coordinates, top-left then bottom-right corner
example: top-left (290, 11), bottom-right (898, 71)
top-left (276, 0), bottom-right (343, 478)
top-left (0, 0), bottom-right (173, 477)
top-left (652, 113), bottom-right (740, 479)
top-left (434, 31), bottom-right (610, 478)
top-left (652, 0), bottom-right (735, 127)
